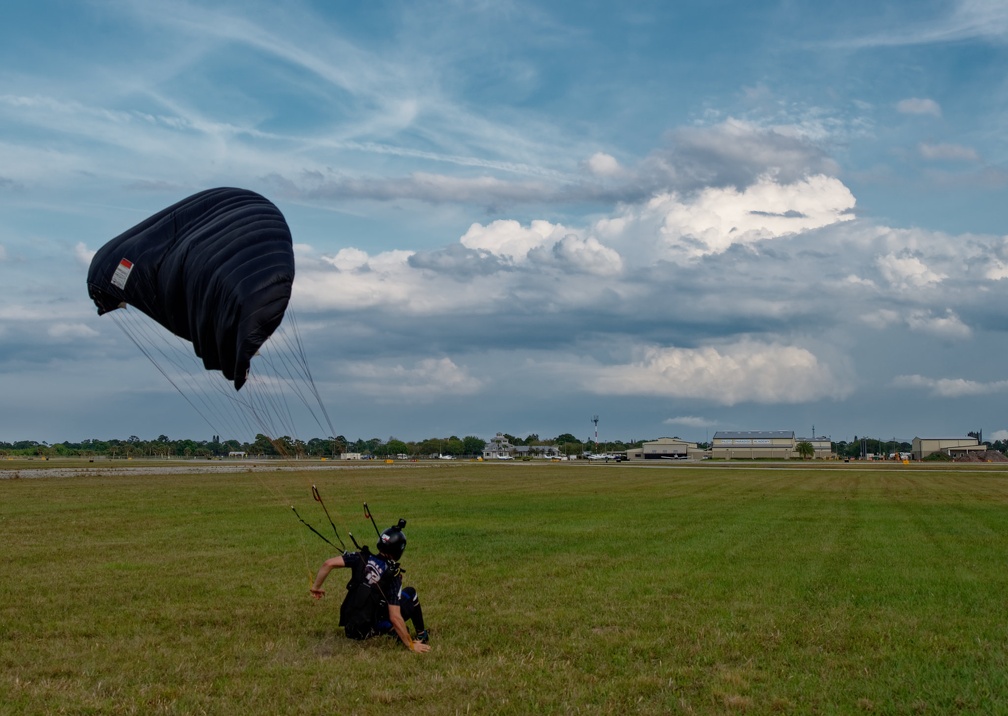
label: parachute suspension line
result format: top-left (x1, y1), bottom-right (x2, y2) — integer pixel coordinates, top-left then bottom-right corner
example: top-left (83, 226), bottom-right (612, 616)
top-left (253, 332), bottom-right (328, 440)
top-left (109, 310), bottom-right (240, 438)
top-left (240, 371), bottom-right (297, 447)
top-left (200, 367), bottom-right (279, 444)
top-left (215, 374), bottom-right (293, 452)
top-left (256, 338), bottom-right (312, 422)
top-left (114, 302), bottom-right (258, 441)
top-left (165, 334), bottom-right (261, 440)
top-left (109, 310), bottom-right (323, 457)
top-left (252, 309), bottom-right (336, 442)
top-left (110, 308), bottom-right (272, 445)
top-left (280, 309), bottom-right (336, 438)
top-left (156, 329), bottom-right (263, 441)
top-left (253, 362), bottom-right (299, 437)
top-left (98, 304), bottom-right (328, 458)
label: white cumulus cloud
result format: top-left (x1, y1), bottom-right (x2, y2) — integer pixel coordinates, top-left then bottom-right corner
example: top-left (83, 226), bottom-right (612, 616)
top-left (461, 219), bottom-right (570, 262)
top-left (859, 308), bottom-right (901, 330)
top-left (586, 152), bottom-right (621, 177)
top-left (586, 340), bottom-right (847, 405)
top-left (74, 242), bottom-right (94, 267)
top-left (983, 259), bottom-right (1008, 281)
top-left (297, 248), bottom-right (417, 310)
top-left (906, 309), bottom-right (972, 339)
top-left (623, 174), bottom-right (855, 259)
top-left (876, 252), bottom-right (946, 290)
top-left (530, 233), bottom-right (623, 275)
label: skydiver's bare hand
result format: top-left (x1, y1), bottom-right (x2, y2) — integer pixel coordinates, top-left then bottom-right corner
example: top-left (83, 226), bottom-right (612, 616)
top-left (411, 641), bottom-right (431, 653)
top-left (310, 588), bottom-right (325, 600)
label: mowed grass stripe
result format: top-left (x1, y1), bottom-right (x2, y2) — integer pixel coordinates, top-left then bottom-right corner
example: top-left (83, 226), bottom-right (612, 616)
top-left (2, 463), bottom-right (1007, 714)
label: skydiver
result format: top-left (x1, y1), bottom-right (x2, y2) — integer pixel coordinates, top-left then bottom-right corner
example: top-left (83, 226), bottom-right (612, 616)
top-left (310, 520), bottom-right (431, 653)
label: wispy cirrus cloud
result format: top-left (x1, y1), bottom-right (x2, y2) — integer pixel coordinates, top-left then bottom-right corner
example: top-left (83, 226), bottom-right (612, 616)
top-left (896, 98), bottom-right (942, 117)
top-left (828, 0), bottom-right (1008, 48)
top-left (918, 142), bottom-right (979, 162)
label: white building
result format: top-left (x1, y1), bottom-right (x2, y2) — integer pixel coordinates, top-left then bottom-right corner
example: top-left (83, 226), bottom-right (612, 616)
top-left (483, 433), bottom-right (515, 460)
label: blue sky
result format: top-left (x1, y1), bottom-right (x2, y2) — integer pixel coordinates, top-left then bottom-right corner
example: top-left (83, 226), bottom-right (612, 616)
top-left (2, 0), bottom-right (1007, 446)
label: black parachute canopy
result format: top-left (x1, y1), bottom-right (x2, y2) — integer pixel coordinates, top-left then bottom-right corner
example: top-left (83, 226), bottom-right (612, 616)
top-left (87, 187), bottom-right (295, 390)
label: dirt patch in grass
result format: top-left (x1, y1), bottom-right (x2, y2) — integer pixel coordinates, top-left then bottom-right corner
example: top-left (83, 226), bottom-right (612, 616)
top-left (954, 450), bottom-right (1008, 463)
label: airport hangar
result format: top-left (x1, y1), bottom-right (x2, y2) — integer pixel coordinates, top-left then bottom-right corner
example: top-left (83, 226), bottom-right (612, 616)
top-left (626, 433), bottom-right (831, 460)
top-left (911, 436), bottom-right (982, 461)
top-left (631, 434), bottom-right (983, 461)
top-left (710, 431), bottom-right (832, 460)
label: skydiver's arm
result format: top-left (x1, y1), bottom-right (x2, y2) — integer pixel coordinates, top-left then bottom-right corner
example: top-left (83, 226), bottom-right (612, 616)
top-left (388, 603), bottom-right (431, 653)
top-left (310, 555), bottom-right (346, 598)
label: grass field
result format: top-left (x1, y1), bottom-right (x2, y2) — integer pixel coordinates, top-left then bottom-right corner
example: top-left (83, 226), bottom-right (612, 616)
top-left (2, 461), bottom-right (1008, 714)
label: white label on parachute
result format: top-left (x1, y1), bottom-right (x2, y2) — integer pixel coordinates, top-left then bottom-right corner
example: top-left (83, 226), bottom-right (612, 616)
top-left (111, 258), bottom-right (134, 290)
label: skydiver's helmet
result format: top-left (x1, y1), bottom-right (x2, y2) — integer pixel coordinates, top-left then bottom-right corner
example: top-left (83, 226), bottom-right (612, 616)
top-left (377, 519), bottom-right (407, 560)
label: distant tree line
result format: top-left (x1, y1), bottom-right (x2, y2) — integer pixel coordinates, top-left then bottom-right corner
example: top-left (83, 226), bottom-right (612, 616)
top-left (5, 433), bottom-right (997, 461)
top-left (0, 432), bottom-right (653, 460)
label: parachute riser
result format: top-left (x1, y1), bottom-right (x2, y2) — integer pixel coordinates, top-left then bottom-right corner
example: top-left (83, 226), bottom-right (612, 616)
top-left (312, 484), bottom-right (348, 551)
top-left (293, 492), bottom-right (401, 574)
top-left (363, 502), bottom-right (381, 538)
top-left (291, 506), bottom-right (339, 549)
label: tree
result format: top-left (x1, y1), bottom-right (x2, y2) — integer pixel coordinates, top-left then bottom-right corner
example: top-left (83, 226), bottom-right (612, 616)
top-left (252, 434), bottom-right (277, 456)
top-left (414, 438), bottom-right (438, 457)
top-left (796, 440), bottom-right (814, 460)
top-left (462, 435), bottom-right (486, 456)
top-left (443, 437), bottom-right (464, 456)
top-left (387, 439), bottom-right (411, 457)
top-left (377, 439), bottom-right (410, 458)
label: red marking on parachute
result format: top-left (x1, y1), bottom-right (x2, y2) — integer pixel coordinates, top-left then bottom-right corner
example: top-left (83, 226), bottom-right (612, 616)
top-left (119, 258), bottom-right (133, 269)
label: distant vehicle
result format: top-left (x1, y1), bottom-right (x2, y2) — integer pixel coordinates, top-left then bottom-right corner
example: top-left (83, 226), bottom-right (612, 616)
top-left (495, 453), bottom-right (514, 460)
top-left (438, 454), bottom-right (456, 460)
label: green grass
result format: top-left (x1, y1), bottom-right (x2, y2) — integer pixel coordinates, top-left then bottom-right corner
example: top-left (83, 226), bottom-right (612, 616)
top-left (2, 462), bottom-right (1008, 714)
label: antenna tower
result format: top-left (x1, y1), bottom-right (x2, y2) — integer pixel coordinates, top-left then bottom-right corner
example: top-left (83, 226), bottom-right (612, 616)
top-left (592, 415), bottom-right (599, 454)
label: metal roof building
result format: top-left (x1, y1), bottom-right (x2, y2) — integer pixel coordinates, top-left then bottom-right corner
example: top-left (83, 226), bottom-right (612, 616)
top-left (712, 430), bottom-right (796, 460)
top-left (911, 436), bottom-right (981, 461)
top-left (711, 431), bottom-right (835, 459)
top-left (626, 437), bottom-right (700, 460)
